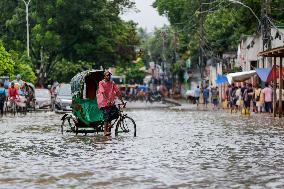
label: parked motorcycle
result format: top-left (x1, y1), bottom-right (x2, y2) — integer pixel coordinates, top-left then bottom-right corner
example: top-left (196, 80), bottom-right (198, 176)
top-left (147, 91), bottom-right (163, 103)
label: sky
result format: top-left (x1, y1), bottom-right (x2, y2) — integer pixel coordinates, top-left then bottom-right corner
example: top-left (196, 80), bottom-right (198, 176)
top-left (121, 0), bottom-right (169, 32)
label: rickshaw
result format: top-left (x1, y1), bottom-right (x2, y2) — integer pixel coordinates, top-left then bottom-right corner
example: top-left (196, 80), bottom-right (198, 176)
top-left (4, 82), bottom-right (32, 116)
top-left (60, 70), bottom-right (136, 136)
top-left (22, 82), bottom-right (36, 111)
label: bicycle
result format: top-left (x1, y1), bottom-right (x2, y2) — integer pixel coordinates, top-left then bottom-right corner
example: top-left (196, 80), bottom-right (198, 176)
top-left (113, 103), bottom-right (136, 137)
top-left (9, 98), bottom-right (18, 116)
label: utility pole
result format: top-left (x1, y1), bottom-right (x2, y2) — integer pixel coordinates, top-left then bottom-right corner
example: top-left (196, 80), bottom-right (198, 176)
top-left (199, 0), bottom-right (205, 79)
top-left (161, 30), bottom-right (167, 83)
top-left (21, 0), bottom-right (31, 57)
top-left (261, 0), bottom-right (276, 116)
top-left (261, 0), bottom-right (271, 67)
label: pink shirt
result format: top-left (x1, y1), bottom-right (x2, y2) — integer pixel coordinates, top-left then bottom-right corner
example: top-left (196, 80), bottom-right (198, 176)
top-left (262, 87), bottom-right (273, 102)
top-left (97, 80), bottom-right (119, 108)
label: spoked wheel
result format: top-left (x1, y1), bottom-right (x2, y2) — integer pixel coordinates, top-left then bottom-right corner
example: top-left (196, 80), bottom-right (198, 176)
top-left (61, 115), bottom-right (76, 134)
top-left (4, 102), bottom-right (8, 116)
top-left (18, 105), bottom-right (27, 117)
top-left (115, 115), bottom-right (136, 137)
top-left (12, 103), bottom-right (17, 117)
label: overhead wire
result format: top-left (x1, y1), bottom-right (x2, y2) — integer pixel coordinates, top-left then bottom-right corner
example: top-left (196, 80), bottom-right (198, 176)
top-left (265, 14), bottom-right (284, 38)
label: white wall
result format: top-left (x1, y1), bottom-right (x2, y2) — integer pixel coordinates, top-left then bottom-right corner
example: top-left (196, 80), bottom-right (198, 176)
top-left (237, 28), bottom-right (284, 70)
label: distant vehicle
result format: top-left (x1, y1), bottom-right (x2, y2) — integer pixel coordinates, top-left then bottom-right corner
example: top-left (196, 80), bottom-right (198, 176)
top-left (147, 91), bottom-right (163, 103)
top-left (54, 83), bottom-right (72, 111)
top-left (35, 89), bottom-right (52, 109)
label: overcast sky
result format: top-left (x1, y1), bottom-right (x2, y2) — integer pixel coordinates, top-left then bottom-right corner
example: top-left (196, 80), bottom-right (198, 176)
top-left (121, 0), bottom-right (169, 32)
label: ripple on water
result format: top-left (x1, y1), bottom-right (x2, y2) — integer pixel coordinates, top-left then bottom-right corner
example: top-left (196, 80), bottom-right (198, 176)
top-left (0, 110), bottom-right (284, 188)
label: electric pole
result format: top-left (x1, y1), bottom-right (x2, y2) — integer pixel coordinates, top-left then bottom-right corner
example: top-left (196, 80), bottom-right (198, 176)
top-left (261, 0), bottom-right (272, 67)
top-left (199, 0), bottom-right (205, 79)
top-left (21, 0), bottom-right (31, 57)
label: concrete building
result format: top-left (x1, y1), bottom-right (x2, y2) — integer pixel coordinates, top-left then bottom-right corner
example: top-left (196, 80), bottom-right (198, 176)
top-left (237, 28), bottom-right (284, 71)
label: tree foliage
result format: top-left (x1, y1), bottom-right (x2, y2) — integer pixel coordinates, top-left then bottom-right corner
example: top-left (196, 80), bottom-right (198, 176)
top-left (9, 51), bottom-right (37, 83)
top-left (0, 43), bottom-right (15, 76)
top-left (0, 43), bottom-right (36, 82)
top-left (116, 57), bottom-right (145, 84)
top-left (154, 0), bottom-right (284, 70)
top-left (0, 0), bottom-right (139, 85)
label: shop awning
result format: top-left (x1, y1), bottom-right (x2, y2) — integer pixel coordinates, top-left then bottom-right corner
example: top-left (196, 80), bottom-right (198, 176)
top-left (255, 67), bottom-right (272, 82)
top-left (226, 70), bottom-right (257, 84)
top-left (215, 74), bottom-right (228, 84)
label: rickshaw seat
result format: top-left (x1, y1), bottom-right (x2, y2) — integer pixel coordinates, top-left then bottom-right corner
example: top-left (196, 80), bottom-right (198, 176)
top-left (85, 76), bottom-right (98, 99)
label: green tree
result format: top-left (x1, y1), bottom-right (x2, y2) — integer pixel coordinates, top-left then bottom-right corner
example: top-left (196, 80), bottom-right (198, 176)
top-left (46, 59), bottom-right (93, 83)
top-left (0, 43), bottom-right (15, 76)
top-left (9, 51), bottom-right (37, 83)
top-left (0, 0), bottom-right (139, 85)
top-left (154, 0), bottom-right (284, 74)
top-left (116, 57), bottom-right (145, 84)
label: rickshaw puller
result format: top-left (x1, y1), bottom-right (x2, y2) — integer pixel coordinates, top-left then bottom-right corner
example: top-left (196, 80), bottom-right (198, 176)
top-left (97, 71), bottom-right (125, 136)
top-left (8, 82), bottom-right (19, 101)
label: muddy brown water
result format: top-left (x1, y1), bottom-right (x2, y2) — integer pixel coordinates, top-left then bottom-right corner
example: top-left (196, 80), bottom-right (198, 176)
top-left (0, 109), bottom-right (283, 188)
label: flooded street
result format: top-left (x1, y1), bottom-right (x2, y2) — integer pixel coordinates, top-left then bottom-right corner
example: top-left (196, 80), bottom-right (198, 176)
top-left (0, 107), bottom-right (284, 188)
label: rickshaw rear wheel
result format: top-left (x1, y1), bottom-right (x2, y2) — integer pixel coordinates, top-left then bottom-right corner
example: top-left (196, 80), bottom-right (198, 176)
top-left (115, 116), bottom-right (136, 137)
top-left (61, 115), bottom-right (76, 134)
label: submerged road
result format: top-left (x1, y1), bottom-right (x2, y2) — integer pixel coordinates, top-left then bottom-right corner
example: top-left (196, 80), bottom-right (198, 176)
top-left (0, 104), bottom-right (283, 188)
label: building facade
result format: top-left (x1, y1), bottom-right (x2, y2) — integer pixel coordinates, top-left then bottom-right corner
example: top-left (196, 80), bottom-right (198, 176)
top-left (237, 28), bottom-right (284, 71)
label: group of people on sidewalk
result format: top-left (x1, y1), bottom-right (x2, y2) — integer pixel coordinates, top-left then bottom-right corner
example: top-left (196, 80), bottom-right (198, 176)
top-left (193, 82), bottom-right (284, 115)
top-left (227, 82), bottom-right (284, 115)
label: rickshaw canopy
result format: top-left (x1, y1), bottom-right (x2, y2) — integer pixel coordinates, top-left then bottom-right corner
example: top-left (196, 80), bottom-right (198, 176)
top-left (70, 70), bottom-right (105, 125)
top-left (70, 70), bottom-right (104, 97)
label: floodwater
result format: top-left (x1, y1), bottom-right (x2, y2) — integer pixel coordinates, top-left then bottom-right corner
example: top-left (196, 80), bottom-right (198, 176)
top-left (0, 107), bottom-right (284, 188)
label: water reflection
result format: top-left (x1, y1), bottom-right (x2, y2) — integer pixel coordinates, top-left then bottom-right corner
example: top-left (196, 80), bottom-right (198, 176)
top-left (0, 110), bottom-right (283, 188)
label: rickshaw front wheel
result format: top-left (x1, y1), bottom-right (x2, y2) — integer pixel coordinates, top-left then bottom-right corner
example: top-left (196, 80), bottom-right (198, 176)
top-left (115, 116), bottom-right (136, 137)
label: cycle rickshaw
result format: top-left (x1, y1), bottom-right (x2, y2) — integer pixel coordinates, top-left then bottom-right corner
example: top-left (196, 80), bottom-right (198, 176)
top-left (4, 82), bottom-right (33, 116)
top-left (22, 82), bottom-right (36, 111)
top-left (60, 70), bottom-right (136, 136)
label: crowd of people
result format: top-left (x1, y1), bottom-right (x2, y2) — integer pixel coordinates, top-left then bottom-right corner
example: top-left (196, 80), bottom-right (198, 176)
top-left (194, 85), bottom-right (220, 110)
top-left (226, 82), bottom-right (284, 115)
top-left (193, 82), bottom-right (284, 115)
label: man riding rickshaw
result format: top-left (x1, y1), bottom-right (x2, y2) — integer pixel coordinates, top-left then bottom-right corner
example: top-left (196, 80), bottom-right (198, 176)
top-left (61, 69), bottom-right (136, 136)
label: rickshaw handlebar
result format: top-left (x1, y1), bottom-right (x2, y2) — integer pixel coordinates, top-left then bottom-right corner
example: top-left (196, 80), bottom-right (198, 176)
top-left (117, 102), bottom-right (127, 108)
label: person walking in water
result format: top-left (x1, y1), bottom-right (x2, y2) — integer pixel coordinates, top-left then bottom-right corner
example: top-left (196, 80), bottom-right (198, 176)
top-left (211, 86), bottom-right (219, 110)
top-left (255, 85), bottom-right (263, 113)
top-left (242, 83), bottom-right (254, 115)
top-left (0, 82), bottom-right (6, 117)
top-left (194, 85), bottom-right (201, 107)
top-left (262, 83), bottom-right (273, 113)
top-left (203, 85), bottom-right (210, 109)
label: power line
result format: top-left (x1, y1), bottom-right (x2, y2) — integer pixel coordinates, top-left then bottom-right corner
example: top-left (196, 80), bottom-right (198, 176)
top-left (265, 14), bottom-right (284, 37)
